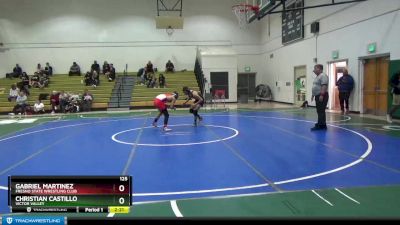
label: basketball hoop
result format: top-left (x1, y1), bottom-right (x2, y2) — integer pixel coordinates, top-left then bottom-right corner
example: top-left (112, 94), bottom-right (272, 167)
top-left (166, 26), bottom-right (174, 36)
top-left (232, 4), bottom-right (259, 28)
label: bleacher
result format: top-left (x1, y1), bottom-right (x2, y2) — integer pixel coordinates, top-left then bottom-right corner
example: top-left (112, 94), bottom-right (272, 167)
top-left (0, 71), bottom-right (201, 114)
top-left (130, 71), bottom-right (200, 108)
top-left (0, 74), bottom-right (115, 114)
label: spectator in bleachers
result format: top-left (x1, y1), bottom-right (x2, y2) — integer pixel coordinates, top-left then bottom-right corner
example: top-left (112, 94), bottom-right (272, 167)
top-left (106, 64), bottom-right (116, 82)
top-left (102, 61), bottom-right (110, 75)
top-left (30, 73), bottom-right (40, 88)
top-left (8, 84), bottom-right (19, 102)
top-left (36, 64), bottom-right (44, 74)
top-left (44, 62), bottom-right (53, 76)
top-left (58, 90), bottom-right (70, 113)
top-left (69, 62), bottom-right (81, 76)
top-left (148, 77), bottom-right (157, 88)
top-left (65, 93), bottom-right (81, 113)
top-left (84, 71), bottom-right (92, 86)
top-left (50, 90), bottom-right (60, 114)
top-left (82, 89), bottom-right (93, 112)
top-left (137, 67), bottom-right (146, 85)
top-left (91, 60), bottom-right (100, 75)
top-left (6, 64), bottom-right (23, 79)
top-left (165, 60), bottom-right (175, 73)
top-left (159, 73), bottom-right (166, 88)
top-left (91, 70), bottom-right (99, 87)
top-left (37, 74), bottom-right (49, 89)
top-left (18, 72), bottom-right (30, 96)
top-left (13, 91), bottom-right (28, 115)
top-left (33, 100), bottom-right (45, 114)
top-left (145, 61), bottom-right (154, 75)
top-left (146, 73), bottom-right (153, 88)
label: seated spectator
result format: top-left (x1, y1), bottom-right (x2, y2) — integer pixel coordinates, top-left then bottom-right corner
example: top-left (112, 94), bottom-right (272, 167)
top-left (159, 73), bottom-right (166, 88)
top-left (33, 100), bottom-right (45, 114)
top-left (18, 72), bottom-right (30, 96)
top-left (8, 84), bottom-right (19, 102)
top-left (91, 70), bottom-right (99, 87)
top-left (6, 64), bottom-right (23, 79)
top-left (137, 67), bottom-right (145, 85)
top-left (153, 77), bottom-right (158, 88)
top-left (102, 61), bottom-right (110, 74)
top-left (37, 74), bottom-right (49, 89)
top-left (58, 90), bottom-right (70, 113)
top-left (84, 71), bottom-right (92, 86)
top-left (50, 90), bottom-right (60, 114)
top-left (106, 64), bottom-right (116, 82)
top-left (145, 61), bottom-right (154, 75)
top-left (148, 77), bottom-right (157, 88)
top-left (13, 91), bottom-right (28, 115)
top-left (146, 73), bottom-right (153, 87)
top-left (36, 63), bottom-right (44, 74)
top-left (165, 60), bottom-right (175, 73)
top-left (44, 62), bottom-right (53, 76)
top-left (81, 89), bottom-right (93, 112)
top-left (91, 60), bottom-right (100, 75)
top-left (69, 62), bottom-right (81, 76)
top-left (30, 73), bottom-right (40, 88)
top-left (65, 93), bottom-right (81, 113)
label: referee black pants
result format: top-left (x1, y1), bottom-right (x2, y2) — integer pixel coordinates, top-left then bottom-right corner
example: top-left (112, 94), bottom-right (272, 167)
top-left (315, 94), bottom-right (329, 127)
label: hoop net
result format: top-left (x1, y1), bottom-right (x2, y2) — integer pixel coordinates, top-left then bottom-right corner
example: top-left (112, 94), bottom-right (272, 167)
top-left (232, 4), bottom-right (259, 28)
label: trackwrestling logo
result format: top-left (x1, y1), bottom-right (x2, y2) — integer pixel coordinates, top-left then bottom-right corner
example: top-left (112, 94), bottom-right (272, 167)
top-left (2, 216), bottom-right (64, 224)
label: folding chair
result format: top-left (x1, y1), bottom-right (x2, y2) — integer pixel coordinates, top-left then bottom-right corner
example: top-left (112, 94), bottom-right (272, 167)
top-left (204, 93), bottom-right (215, 110)
top-left (213, 89), bottom-right (226, 108)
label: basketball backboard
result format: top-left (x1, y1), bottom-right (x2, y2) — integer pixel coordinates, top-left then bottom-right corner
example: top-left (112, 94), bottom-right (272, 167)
top-left (247, 0), bottom-right (276, 23)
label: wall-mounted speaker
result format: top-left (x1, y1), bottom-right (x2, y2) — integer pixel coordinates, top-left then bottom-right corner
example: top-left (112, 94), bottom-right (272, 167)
top-left (311, 22), bottom-right (319, 33)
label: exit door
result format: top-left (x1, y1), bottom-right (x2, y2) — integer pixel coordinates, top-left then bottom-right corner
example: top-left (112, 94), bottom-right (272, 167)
top-left (294, 66), bottom-right (306, 106)
top-left (363, 56), bottom-right (389, 116)
top-left (238, 73), bottom-right (256, 102)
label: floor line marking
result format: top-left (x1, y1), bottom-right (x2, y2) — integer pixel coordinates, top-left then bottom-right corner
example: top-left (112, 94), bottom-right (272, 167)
top-left (336, 123), bottom-right (386, 126)
top-left (0, 117), bottom-right (148, 143)
top-left (202, 121), bottom-right (283, 192)
top-left (312, 190), bottom-right (333, 206)
top-left (130, 183), bottom-right (270, 196)
top-left (329, 115), bottom-right (352, 123)
top-left (0, 134), bottom-right (82, 176)
top-left (0, 114), bottom-right (376, 197)
top-left (111, 124), bottom-right (238, 147)
top-left (365, 127), bottom-right (387, 131)
top-left (79, 112), bottom-right (151, 119)
top-left (335, 188), bottom-right (360, 204)
top-left (122, 115), bottom-right (149, 175)
top-left (0, 115), bottom-right (388, 200)
top-left (170, 200), bottom-right (183, 217)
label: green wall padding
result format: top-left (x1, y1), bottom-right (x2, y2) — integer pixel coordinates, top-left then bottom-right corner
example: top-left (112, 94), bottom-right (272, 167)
top-left (389, 60), bottom-right (400, 118)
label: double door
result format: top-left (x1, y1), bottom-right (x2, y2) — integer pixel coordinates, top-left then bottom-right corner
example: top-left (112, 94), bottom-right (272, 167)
top-left (363, 56), bottom-right (389, 116)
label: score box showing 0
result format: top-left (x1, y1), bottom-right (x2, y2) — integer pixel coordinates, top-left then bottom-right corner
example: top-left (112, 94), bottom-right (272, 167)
top-left (8, 176), bottom-right (132, 212)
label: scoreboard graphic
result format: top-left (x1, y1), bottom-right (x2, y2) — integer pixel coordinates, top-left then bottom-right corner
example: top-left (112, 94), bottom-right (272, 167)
top-left (8, 176), bottom-right (132, 213)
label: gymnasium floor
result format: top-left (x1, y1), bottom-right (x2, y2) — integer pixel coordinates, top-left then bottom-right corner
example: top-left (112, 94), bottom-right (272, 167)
top-left (0, 102), bottom-right (400, 218)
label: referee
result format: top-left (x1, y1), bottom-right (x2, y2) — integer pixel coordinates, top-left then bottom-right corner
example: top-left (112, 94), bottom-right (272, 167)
top-left (311, 64), bottom-right (329, 131)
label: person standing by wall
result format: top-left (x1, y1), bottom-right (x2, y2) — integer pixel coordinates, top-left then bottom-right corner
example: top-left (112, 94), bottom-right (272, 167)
top-left (387, 71), bottom-right (400, 123)
top-left (336, 68), bottom-right (354, 115)
top-left (311, 64), bottom-right (329, 131)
